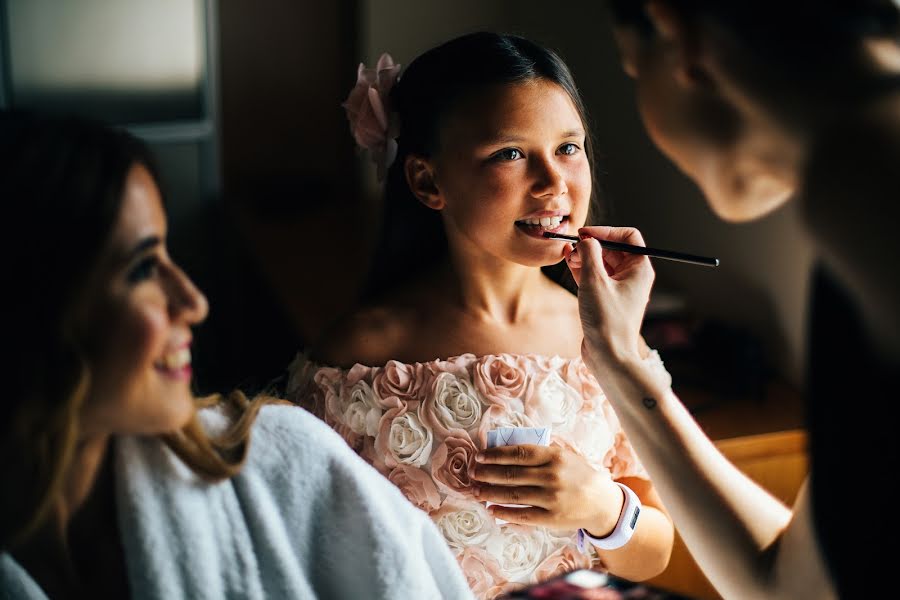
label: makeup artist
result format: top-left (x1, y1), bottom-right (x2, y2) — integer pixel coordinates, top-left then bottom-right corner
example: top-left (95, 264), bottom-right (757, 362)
top-left (563, 2), bottom-right (900, 598)
top-left (0, 112), bottom-right (473, 599)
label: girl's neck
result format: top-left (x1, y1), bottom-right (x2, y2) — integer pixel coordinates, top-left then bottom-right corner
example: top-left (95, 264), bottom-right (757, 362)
top-left (438, 251), bottom-right (554, 325)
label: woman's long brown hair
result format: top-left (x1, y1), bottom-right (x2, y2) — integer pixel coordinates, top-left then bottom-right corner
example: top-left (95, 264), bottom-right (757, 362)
top-left (0, 112), bottom-right (282, 550)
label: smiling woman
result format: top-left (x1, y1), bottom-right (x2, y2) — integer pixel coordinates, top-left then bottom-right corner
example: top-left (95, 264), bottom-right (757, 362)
top-left (0, 112), bottom-right (473, 599)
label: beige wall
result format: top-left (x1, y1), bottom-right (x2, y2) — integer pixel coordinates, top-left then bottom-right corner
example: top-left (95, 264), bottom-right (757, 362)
top-left (361, 0), bottom-right (816, 385)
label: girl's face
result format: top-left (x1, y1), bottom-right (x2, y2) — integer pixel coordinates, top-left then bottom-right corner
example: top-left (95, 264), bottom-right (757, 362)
top-left (76, 164), bottom-right (208, 438)
top-left (426, 79), bottom-right (592, 267)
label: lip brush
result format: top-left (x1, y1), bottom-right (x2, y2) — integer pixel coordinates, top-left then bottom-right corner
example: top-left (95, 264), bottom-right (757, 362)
top-left (543, 231), bottom-right (719, 268)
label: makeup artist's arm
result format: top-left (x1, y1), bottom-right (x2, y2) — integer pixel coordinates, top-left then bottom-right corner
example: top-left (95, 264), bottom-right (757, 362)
top-left (565, 227), bottom-right (835, 599)
top-left (472, 446), bottom-right (674, 581)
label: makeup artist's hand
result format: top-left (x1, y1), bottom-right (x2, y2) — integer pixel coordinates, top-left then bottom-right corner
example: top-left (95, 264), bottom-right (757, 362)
top-left (472, 444), bottom-right (623, 534)
top-left (563, 226), bottom-right (654, 379)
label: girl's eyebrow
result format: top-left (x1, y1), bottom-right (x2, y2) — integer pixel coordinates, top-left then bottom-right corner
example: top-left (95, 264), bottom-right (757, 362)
top-left (481, 128), bottom-right (586, 144)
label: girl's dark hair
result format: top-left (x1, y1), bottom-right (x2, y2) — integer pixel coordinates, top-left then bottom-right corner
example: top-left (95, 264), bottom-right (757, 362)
top-left (365, 32), bottom-right (599, 300)
top-left (608, 1), bottom-right (900, 64)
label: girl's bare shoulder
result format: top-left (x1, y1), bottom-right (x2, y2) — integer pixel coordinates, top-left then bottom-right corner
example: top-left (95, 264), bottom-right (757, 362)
top-left (311, 281), bottom-right (442, 368)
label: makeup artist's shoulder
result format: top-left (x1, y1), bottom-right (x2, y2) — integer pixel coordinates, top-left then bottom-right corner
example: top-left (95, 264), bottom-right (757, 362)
top-left (311, 294), bottom-right (428, 368)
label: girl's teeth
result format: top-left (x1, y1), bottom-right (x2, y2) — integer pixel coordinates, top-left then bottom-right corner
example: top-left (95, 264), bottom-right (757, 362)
top-left (520, 216), bottom-right (564, 228)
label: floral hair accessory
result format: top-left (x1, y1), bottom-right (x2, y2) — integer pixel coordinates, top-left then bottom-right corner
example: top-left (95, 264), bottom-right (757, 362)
top-left (342, 52), bottom-right (401, 181)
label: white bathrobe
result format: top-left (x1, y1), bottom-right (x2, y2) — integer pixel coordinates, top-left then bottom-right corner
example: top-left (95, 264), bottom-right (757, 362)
top-left (1, 405), bottom-right (474, 599)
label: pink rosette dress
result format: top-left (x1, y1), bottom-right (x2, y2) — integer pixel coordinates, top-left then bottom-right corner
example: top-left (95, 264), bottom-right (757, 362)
top-left (286, 352), bottom-right (670, 600)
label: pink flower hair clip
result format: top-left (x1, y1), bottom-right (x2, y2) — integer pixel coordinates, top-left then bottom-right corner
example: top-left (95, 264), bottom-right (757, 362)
top-left (342, 53), bottom-right (401, 181)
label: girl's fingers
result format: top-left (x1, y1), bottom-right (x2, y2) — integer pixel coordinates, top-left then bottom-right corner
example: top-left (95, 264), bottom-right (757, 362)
top-left (485, 504), bottom-right (552, 527)
top-left (473, 484), bottom-right (547, 508)
top-left (472, 463), bottom-right (555, 487)
top-left (476, 444), bottom-right (555, 466)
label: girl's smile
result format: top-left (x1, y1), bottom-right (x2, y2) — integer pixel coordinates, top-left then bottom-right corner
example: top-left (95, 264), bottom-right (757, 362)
top-left (423, 79), bottom-right (592, 268)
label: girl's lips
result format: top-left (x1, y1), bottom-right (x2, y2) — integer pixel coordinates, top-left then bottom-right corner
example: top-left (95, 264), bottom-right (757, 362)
top-left (515, 220), bottom-right (569, 239)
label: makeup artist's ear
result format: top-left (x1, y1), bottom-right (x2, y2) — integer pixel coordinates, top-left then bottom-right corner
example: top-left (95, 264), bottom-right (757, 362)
top-left (405, 155), bottom-right (444, 211)
top-left (644, 0), bottom-right (709, 88)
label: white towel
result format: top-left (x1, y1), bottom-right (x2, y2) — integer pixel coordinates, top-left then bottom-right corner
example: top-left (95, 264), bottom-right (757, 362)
top-left (2, 405), bottom-right (474, 600)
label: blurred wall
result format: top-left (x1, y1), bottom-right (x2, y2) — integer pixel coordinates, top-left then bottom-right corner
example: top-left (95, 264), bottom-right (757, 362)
top-left (360, 0), bottom-right (816, 386)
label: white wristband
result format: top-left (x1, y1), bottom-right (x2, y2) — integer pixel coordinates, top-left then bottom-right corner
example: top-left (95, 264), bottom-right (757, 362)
top-left (578, 482), bottom-right (642, 551)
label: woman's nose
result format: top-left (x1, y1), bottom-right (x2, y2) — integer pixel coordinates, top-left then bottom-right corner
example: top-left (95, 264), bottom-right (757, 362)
top-left (166, 264), bottom-right (209, 325)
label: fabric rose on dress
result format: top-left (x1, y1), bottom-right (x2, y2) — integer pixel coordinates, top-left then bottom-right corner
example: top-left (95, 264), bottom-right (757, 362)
top-left (388, 464), bottom-right (442, 513)
top-left (342, 52), bottom-right (401, 180)
top-left (372, 360), bottom-right (430, 409)
top-left (525, 371), bottom-right (584, 434)
top-left (574, 359), bottom-right (605, 413)
top-left (430, 429), bottom-right (479, 497)
top-left (375, 403), bottom-right (433, 468)
top-left (485, 524), bottom-right (552, 584)
top-left (533, 543), bottom-right (592, 583)
top-left (473, 354), bottom-right (528, 412)
top-left (427, 353), bottom-right (475, 379)
top-left (433, 499), bottom-right (497, 554)
top-left (457, 547), bottom-right (505, 599)
top-left (564, 410), bottom-right (614, 468)
top-left (326, 377), bottom-right (382, 437)
top-left (420, 372), bottom-right (484, 438)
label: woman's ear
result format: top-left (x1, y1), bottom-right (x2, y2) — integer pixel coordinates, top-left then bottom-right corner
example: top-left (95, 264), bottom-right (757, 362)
top-left (645, 0), bottom-right (709, 88)
top-left (404, 155), bottom-right (444, 210)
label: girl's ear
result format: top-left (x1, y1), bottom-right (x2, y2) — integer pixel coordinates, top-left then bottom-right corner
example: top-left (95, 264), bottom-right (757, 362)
top-left (405, 155), bottom-right (444, 210)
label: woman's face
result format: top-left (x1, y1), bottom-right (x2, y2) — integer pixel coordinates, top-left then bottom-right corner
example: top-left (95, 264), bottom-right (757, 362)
top-left (77, 164), bottom-right (208, 438)
top-left (612, 20), bottom-right (796, 222)
top-left (427, 79), bottom-right (593, 267)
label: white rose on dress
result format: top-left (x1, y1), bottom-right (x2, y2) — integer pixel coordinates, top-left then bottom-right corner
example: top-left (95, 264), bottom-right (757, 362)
top-left (432, 500), bottom-right (497, 554)
top-left (485, 524), bottom-right (552, 584)
top-left (568, 410), bottom-right (614, 467)
top-left (420, 372), bottom-right (484, 437)
top-left (375, 405), bottom-right (433, 467)
top-left (334, 379), bottom-right (382, 437)
top-left (525, 371), bottom-right (583, 433)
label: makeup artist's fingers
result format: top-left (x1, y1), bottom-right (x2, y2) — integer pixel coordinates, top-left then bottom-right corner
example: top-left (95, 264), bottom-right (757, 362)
top-left (563, 243), bottom-right (583, 285)
top-left (578, 226), bottom-right (647, 272)
top-left (576, 235), bottom-right (654, 373)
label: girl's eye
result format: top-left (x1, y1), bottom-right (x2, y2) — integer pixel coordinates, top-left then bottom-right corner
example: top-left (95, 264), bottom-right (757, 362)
top-left (493, 148), bottom-right (523, 161)
top-left (559, 143), bottom-right (579, 156)
top-left (127, 256), bottom-right (160, 284)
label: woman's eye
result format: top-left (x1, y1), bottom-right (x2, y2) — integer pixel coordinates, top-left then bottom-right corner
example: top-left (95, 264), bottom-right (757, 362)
top-left (493, 148), bottom-right (523, 161)
top-left (127, 256), bottom-right (160, 284)
top-left (559, 143), bottom-right (579, 156)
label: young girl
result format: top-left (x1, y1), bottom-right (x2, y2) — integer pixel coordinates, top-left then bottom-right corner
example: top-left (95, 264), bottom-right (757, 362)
top-left (288, 32), bottom-right (674, 598)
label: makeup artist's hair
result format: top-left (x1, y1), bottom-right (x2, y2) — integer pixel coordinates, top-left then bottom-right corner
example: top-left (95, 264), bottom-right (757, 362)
top-left (608, 0), bottom-right (900, 67)
top-left (365, 32), bottom-right (601, 299)
top-left (0, 112), bottom-right (276, 550)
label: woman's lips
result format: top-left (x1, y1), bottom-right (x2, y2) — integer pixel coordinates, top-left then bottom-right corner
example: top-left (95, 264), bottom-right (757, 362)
top-left (154, 346), bottom-right (192, 381)
top-left (154, 364), bottom-right (193, 381)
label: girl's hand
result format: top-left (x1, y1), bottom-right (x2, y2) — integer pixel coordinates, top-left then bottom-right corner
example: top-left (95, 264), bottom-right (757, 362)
top-left (471, 444), bottom-right (623, 535)
top-left (563, 226), bottom-right (655, 378)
